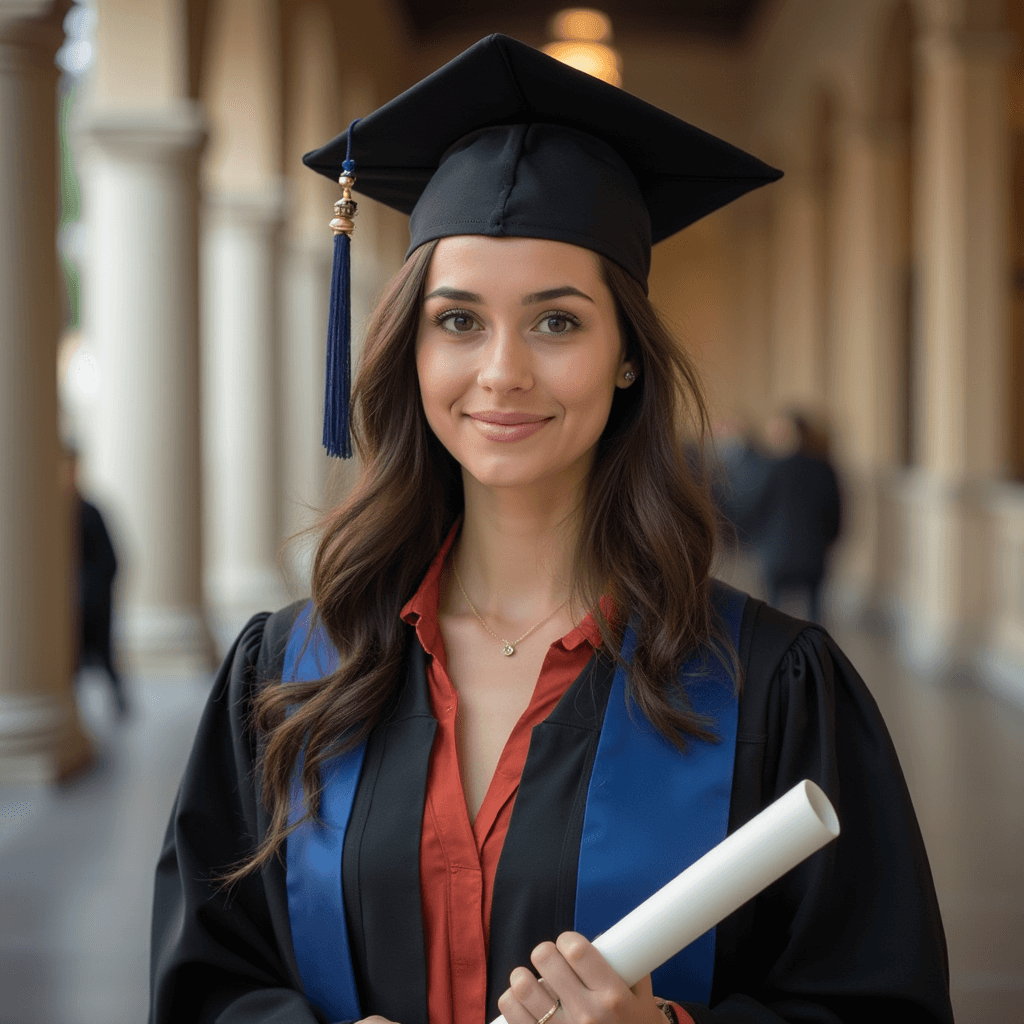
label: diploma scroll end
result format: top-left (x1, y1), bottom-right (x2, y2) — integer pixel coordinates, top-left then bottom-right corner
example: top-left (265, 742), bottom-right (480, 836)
top-left (800, 780), bottom-right (840, 838)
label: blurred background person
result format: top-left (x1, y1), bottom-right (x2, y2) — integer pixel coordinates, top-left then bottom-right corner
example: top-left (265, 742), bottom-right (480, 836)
top-left (755, 411), bottom-right (841, 624)
top-left (710, 414), bottom-right (771, 549)
top-left (63, 443), bottom-right (127, 718)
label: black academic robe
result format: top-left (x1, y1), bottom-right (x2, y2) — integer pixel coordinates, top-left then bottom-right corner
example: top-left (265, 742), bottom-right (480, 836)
top-left (149, 596), bottom-right (953, 1024)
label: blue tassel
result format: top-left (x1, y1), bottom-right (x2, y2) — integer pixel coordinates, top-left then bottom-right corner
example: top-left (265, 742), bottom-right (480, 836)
top-left (322, 129), bottom-right (359, 459)
top-left (323, 229), bottom-right (352, 458)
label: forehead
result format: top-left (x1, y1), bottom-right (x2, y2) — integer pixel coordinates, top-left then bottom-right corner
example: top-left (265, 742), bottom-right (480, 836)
top-left (423, 235), bottom-right (606, 297)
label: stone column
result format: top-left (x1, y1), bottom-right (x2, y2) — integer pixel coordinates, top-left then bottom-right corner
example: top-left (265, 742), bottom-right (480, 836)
top-left (200, 0), bottom-right (290, 647)
top-left (278, 0), bottom-right (341, 595)
top-left (279, 195), bottom-right (393, 595)
top-left (824, 110), bottom-right (890, 618)
top-left (80, 102), bottom-right (213, 674)
top-left (723, 190), bottom-right (773, 425)
top-left (0, 0), bottom-right (94, 783)
top-left (202, 188), bottom-right (289, 646)
top-left (872, 121), bottom-right (912, 472)
top-left (903, 24), bottom-right (1012, 669)
top-left (768, 153), bottom-right (826, 410)
top-left (869, 109), bottom-right (918, 626)
top-left (279, 236), bottom-right (331, 593)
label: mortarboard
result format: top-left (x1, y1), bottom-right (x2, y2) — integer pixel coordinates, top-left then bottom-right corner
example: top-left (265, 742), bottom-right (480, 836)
top-left (303, 33), bottom-right (781, 458)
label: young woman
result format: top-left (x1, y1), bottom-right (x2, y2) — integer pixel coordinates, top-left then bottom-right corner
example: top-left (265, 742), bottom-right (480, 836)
top-left (149, 35), bottom-right (953, 1024)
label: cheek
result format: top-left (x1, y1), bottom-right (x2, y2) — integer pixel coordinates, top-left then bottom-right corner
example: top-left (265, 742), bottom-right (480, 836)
top-left (550, 338), bottom-right (621, 411)
top-left (416, 343), bottom-right (459, 411)
top-left (416, 342), bottom-right (479, 445)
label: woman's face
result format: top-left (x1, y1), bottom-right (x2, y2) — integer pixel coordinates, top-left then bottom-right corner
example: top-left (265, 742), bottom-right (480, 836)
top-left (415, 235), bottom-right (635, 493)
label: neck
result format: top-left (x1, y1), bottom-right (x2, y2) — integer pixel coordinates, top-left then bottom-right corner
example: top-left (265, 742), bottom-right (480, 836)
top-left (447, 474), bottom-right (584, 626)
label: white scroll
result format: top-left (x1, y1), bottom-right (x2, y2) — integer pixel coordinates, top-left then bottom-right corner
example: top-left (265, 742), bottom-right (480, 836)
top-left (490, 779), bottom-right (840, 1024)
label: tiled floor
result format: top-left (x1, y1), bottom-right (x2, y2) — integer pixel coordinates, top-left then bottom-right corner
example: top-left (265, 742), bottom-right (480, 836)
top-left (1, 611), bottom-right (1022, 1023)
top-left (0, 672), bottom-right (210, 1024)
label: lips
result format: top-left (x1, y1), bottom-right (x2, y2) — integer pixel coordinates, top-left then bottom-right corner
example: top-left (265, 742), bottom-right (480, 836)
top-left (468, 412), bottom-right (550, 425)
top-left (467, 412), bottom-right (552, 443)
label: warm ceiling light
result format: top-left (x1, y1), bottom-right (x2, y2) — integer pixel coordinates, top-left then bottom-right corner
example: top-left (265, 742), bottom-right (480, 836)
top-left (541, 40), bottom-right (622, 87)
top-left (550, 8), bottom-right (613, 42)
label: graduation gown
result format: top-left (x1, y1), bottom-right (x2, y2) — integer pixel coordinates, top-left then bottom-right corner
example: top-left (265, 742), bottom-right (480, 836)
top-left (149, 594), bottom-right (953, 1024)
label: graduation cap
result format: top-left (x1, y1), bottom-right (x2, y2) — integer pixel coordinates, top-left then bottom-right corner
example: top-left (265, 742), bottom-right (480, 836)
top-left (304, 33), bottom-right (781, 458)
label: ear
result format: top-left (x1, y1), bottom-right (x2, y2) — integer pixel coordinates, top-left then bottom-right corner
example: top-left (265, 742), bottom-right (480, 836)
top-left (616, 359), bottom-right (637, 388)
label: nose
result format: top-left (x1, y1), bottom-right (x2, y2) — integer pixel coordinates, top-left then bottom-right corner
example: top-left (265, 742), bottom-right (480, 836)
top-left (476, 324), bottom-right (534, 393)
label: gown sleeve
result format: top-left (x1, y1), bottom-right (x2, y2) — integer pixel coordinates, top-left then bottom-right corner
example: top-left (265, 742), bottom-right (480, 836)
top-left (149, 608), bottom-right (331, 1024)
top-left (680, 602), bottom-right (954, 1024)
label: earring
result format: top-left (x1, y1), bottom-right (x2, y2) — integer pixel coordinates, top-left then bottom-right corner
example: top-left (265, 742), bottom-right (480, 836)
top-left (624, 370), bottom-right (636, 381)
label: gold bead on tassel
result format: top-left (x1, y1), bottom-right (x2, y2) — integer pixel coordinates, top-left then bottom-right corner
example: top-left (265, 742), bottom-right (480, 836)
top-left (330, 173), bottom-right (358, 236)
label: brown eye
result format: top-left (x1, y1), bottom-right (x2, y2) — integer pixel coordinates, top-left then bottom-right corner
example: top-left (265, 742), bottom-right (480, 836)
top-left (435, 310), bottom-right (479, 333)
top-left (535, 311), bottom-right (581, 335)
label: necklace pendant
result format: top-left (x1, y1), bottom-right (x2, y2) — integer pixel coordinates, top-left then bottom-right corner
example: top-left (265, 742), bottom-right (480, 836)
top-left (502, 643), bottom-right (515, 656)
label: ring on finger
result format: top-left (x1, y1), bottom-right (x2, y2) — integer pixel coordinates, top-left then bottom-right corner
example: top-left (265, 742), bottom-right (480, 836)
top-left (536, 1000), bottom-right (560, 1024)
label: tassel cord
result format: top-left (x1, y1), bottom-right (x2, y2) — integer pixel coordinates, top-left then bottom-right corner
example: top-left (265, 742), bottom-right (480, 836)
top-left (323, 230), bottom-right (352, 459)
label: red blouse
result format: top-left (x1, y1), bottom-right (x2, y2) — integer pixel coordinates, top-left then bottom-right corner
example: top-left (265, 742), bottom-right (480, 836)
top-left (400, 526), bottom-right (692, 1024)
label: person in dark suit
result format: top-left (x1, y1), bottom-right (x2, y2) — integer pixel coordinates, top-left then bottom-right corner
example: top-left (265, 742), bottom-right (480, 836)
top-left (756, 412), bottom-right (842, 624)
top-left (65, 445), bottom-right (127, 716)
top-left (710, 416), bottom-right (771, 548)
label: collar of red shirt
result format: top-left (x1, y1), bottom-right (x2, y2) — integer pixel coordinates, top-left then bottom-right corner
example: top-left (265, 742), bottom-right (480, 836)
top-left (400, 520), bottom-right (606, 659)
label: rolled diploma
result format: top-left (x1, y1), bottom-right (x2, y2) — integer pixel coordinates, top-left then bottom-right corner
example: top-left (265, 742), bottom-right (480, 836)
top-left (490, 779), bottom-right (839, 1024)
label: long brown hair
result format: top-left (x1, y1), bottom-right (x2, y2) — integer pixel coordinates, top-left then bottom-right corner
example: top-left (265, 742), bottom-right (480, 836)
top-left (225, 239), bottom-right (729, 883)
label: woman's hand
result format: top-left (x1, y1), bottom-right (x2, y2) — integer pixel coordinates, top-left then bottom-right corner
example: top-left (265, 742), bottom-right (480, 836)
top-left (498, 932), bottom-right (667, 1024)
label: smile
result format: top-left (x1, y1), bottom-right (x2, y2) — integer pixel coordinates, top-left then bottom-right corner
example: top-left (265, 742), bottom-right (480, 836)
top-left (468, 413), bottom-right (553, 442)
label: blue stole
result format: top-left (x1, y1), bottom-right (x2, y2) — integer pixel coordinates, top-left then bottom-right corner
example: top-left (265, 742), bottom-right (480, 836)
top-left (284, 585), bottom-right (744, 1022)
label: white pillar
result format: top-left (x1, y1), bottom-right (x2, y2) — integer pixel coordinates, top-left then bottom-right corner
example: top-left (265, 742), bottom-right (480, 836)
top-left (723, 192), bottom-right (773, 424)
top-left (902, 24), bottom-right (1012, 670)
top-left (202, 189), bottom-right (289, 647)
top-left (0, 0), bottom-right (94, 783)
top-left (278, 0), bottom-right (341, 595)
top-left (872, 121), bottom-right (911, 472)
top-left (81, 101), bottom-right (214, 674)
top-left (825, 111), bottom-right (889, 619)
top-left (768, 157), bottom-right (826, 410)
top-left (279, 236), bottom-right (331, 594)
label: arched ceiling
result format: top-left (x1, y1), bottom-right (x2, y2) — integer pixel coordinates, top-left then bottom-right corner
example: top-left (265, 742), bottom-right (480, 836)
top-left (395, 0), bottom-right (765, 40)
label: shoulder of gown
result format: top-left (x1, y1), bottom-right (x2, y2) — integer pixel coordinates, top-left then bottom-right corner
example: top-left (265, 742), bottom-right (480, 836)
top-left (695, 597), bottom-right (954, 1024)
top-left (149, 601), bottom-right (332, 1024)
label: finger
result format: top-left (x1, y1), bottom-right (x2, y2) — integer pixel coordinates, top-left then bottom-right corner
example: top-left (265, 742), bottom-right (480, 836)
top-left (529, 937), bottom-right (615, 1024)
top-left (500, 964), bottom-right (562, 1024)
top-left (554, 932), bottom-right (632, 995)
top-left (630, 974), bottom-right (654, 1000)
top-left (498, 979), bottom-right (537, 1024)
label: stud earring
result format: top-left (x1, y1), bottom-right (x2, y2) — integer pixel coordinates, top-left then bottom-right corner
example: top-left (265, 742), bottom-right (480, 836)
top-left (624, 370), bottom-right (636, 381)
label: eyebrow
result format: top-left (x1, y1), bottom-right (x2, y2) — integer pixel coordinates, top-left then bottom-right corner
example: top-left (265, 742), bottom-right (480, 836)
top-left (522, 286), bottom-right (595, 305)
top-left (423, 285), bottom-right (595, 305)
top-left (424, 287), bottom-right (482, 303)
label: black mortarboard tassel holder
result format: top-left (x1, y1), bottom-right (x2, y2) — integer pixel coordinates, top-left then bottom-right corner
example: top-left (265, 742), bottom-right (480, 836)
top-left (323, 122), bottom-right (359, 458)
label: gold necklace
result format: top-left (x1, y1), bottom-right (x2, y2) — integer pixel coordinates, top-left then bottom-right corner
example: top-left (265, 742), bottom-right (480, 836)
top-left (450, 561), bottom-right (567, 656)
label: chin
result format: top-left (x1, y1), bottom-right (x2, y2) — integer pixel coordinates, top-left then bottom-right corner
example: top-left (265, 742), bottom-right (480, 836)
top-left (459, 456), bottom-right (551, 490)
top-left (457, 446), bottom-right (594, 494)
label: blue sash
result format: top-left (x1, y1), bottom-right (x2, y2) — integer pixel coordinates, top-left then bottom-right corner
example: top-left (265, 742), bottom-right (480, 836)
top-left (283, 603), bottom-right (364, 1023)
top-left (285, 585), bottom-right (744, 1020)
top-left (575, 583), bottom-right (743, 1003)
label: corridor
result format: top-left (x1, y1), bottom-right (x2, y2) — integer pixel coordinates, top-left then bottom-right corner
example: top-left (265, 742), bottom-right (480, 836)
top-left (0, 620), bottom-right (1021, 1024)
